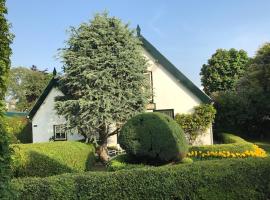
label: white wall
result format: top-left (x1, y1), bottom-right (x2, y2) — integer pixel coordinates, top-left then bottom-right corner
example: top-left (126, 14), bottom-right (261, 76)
top-left (143, 50), bottom-right (213, 145)
top-left (32, 87), bottom-right (84, 143)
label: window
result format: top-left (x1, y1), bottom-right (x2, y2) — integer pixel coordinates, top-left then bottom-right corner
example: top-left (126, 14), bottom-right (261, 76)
top-left (53, 124), bottom-right (67, 141)
top-left (154, 109), bottom-right (174, 119)
top-left (144, 71), bottom-right (154, 103)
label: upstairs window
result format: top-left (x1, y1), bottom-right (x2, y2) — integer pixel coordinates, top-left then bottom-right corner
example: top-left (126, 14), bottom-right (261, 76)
top-left (144, 71), bottom-right (154, 103)
top-left (53, 124), bottom-right (67, 141)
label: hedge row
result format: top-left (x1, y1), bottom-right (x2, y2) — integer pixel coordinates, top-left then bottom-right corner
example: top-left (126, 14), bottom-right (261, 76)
top-left (189, 133), bottom-right (256, 153)
top-left (11, 142), bottom-right (95, 177)
top-left (11, 157), bottom-right (270, 200)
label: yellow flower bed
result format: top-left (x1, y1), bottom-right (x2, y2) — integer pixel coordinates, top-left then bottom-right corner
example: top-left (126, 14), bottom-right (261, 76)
top-left (187, 145), bottom-right (267, 159)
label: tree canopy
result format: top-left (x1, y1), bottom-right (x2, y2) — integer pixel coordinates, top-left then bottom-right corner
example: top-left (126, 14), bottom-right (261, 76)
top-left (200, 48), bottom-right (250, 95)
top-left (0, 0), bottom-right (13, 197)
top-left (7, 66), bottom-right (52, 111)
top-left (55, 12), bottom-right (150, 161)
top-left (214, 44), bottom-right (270, 138)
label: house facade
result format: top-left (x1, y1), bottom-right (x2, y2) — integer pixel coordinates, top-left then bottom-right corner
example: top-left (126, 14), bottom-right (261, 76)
top-left (28, 29), bottom-right (212, 145)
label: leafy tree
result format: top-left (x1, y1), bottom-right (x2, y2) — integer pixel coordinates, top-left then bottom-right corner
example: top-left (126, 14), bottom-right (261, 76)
top-left (214, 44), bottom-right (270, 139)
top-left (55, 13), bottom-right (150, 162)
top-left (200, 48), bottom-right (250, 95)
top-left (7, 66), bottom-right (52, 111)
top-left (0, 0), bottom-right (13, 197)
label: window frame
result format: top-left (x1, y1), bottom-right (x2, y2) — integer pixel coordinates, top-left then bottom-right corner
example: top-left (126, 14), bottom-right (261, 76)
top-left (153, 109), bottom-right (175, 119)
top-left (53, 124), bottom-right (67, 141)
top-left (144, 71), bottom-right (154, 103)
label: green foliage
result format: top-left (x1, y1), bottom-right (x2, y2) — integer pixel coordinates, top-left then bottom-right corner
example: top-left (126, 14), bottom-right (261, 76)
top-left (107, 154), bottom-right (147, 171)
top-left (119, 112), bottom-right (188, 162)
top-left (175, 104), bottom-right (216, 144)
top-left (11, 142), bottom-right (95, 177)
top-left (3, 116), bottom-right (32, 143)
top-left (0, 0), bottom-right (13, 197)
top-left (7, 66), bottom-right (52, 111)
top-left (200, 48), bottom-right (250, 95)
top-left (190, 133), bottom-right (256, 154)
top-left (214, 44), bottom-right (270, 139)
top-left (11, 157), bottom-right (270, 199)
top-left (55, 12), bottom-right (150, 149)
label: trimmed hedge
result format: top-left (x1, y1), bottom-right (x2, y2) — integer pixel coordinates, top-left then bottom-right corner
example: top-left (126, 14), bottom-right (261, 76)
top-left (11, 157), bottom-right (270, 199)
top-left (189, 133), bottom-right (256, 153)
top-left (119, 112), bottom-right (188, 162)
top-left (11, 142), bottom-right (95, 177)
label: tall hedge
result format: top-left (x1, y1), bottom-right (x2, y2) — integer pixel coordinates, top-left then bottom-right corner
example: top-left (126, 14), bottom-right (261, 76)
top-left (11, 142), bottom-right (95, 177)
top-left (11, 157), bottom-right (270, 199)
top-left (0, 0), bottom-right (13, 198)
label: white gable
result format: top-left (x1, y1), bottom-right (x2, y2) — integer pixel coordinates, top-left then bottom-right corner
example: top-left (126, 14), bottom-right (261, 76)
top-left (143, 49), bottom-right (202, 114)
top-left (32, 87), bottom-right (84, 143)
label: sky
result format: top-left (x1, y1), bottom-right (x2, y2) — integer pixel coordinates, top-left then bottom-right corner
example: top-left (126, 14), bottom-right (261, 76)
top-left (6, 0), bottom-right (270, 86)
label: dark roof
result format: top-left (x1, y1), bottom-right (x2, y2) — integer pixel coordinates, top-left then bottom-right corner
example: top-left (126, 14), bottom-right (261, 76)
top-left (28, 31), bottom-right (211, 119)
top-left (4, 111), bottom-right (28, 117)
top-left (28, 77), bottom-right (58, 119)
top-left (138, 33), bottom-right (211, 103)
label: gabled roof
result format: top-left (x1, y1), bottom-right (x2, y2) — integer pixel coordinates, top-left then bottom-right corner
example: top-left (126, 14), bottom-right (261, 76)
top-left (137, 26), bottom-right (211, 103)
top-left (28, 77), bottom-right (58, 119)
top-left (29, 27), bottom-right (211, 119)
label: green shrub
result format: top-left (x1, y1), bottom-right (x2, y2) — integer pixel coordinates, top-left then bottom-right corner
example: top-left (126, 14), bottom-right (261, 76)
top-left (175, 104), bottom-right (216, 144)
top-left (11, 157), bottom-right (270, 200)
top-left (0, 116), bottom-right (12, 198)
top-left (3, 116), bottom-right (32, 143)
top-left (11, 141), bottom-right (95, 177)
top-left (119, 112), bottom-right (188, 162)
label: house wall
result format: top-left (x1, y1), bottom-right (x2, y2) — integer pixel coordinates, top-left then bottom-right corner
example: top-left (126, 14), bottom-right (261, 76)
top-left (32, 87), bottom-right (84, 143)
top-left (143, 50), bottom-right (213, 145)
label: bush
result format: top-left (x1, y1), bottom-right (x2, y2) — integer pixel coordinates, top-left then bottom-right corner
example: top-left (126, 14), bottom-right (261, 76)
top-left (3, 116), bottom-right (32, 143)
top-left (119, 112), bottom-right (188, 162)
top-left (188, 133), bottom-right (267, 159)
top-left (11, 157), bottom-right (270, 199)
top-left (0, 116), bottom-right (12, 198)
top-left (11, 141), bottom-right (95, 177)
top-left (175, 104), bottom-right (216, 144)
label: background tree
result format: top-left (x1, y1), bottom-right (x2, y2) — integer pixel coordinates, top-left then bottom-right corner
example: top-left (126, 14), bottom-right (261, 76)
top-left (55, 13), bottom-right (150, 162)
top-left (200, 48), bottom-right (250, 95)
top-left (0, 0), bottom-right (13, 197)
top-left (7, 66), bottom-right (52, 111)
top-left (214, 44), bottom-right (270, 139)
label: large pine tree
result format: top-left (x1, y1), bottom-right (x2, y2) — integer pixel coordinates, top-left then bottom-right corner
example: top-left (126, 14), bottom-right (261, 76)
top-left (0, 0), bottom-right (13, 197)
top-left (56, 13), bottom-right (150, 161)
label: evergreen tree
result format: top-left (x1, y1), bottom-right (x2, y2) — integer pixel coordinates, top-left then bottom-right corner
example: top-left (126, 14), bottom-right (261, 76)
top-left (0, 0), bottom-right (13, 197)
top-left (56, 13), bottom-right (150, 162)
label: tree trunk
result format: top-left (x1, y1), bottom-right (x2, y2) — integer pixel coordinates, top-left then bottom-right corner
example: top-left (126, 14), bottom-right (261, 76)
top-left (96, 126), bottom-right (109, 164)
top-left (97, 143), bottom-right (109, 163)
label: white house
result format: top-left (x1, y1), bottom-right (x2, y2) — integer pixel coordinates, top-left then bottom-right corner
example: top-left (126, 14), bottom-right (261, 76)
top-left (28, 28), bottom-right (212, 145)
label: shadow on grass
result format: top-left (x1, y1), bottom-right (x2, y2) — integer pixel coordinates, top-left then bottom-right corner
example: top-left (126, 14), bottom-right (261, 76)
top-left (14, 151), bottom-right (76, 178)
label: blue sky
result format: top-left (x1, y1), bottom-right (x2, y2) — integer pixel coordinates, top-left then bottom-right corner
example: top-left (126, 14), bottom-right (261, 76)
top-left (6, 0), bottom-right (270, 86)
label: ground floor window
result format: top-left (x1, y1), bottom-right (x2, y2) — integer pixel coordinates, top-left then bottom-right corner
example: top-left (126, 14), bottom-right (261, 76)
top-left (154, 109), bottom-right (174, 119)
top-left (53, 124), bottom-right (67, 141)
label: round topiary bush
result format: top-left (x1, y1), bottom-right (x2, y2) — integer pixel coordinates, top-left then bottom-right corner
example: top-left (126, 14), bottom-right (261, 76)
top-left (119, 112), bottom-right (188, 162)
